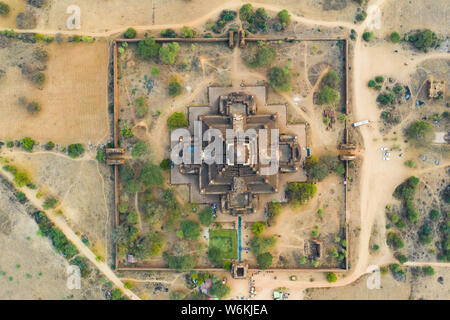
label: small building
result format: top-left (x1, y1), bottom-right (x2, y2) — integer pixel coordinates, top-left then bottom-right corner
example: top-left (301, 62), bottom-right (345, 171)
top-left (231, 262), bottom-right (248, 279)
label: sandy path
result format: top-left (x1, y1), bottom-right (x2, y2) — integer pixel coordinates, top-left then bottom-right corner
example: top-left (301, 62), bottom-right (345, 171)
top-left (0, 166), bottom-right (141, 300)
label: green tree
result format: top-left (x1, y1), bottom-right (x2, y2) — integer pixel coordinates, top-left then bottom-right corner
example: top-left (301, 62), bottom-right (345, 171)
top-left (423, 266), bottom-right (435, 276)
top-left (304, 156), bottom-right (329, 181)
top-left (326, 272), bottom-right (337, 283)
top-left (250, 236), bottom-right (276, 256)
top-left (42, 197), bottom-right (58, 210)
top-left (268, 66), bottom-right (291, 92)
top-left (368, 79), bottom-right (376, 88)
top-left (21, 137), bottom-right (35, 152)
top-left (131, 140), bottom-right (147, 158)
top-left (251, 222), bottom-right (265, 235)
top-left (159, 42), bottom-right (180, 65)
top-left (277, 9), bottom-right (291, 28)
top-left (267, 202), bottom-right (282, 225)
top-left (125, 179), bottom-right (142, 194)
top-left (67, 144), bottom-right (84, 158)
top-left (180, 26), bottom-right (194, 38)
top-left (257, 252), bottom-right (273, 269)
top-left (167, 112), bottom-right (187, 130)
top-left (168, 80), bottom-right (182, 97)
top-left (161, 29), bottom-right (177, 38)
top-left (412, 29), bottom-right (436, 51)
top-left (287, 182), bottom-right (317, 206)
top-left (362, 31), bottom-right (374, 42)
top-left (210, 282), bottom-right (231, 299)
top-left (318, 86), bottom-right (340, 105)
top-left (322, 70), bottom-right (341, 89)
top-left (390, 31), bottom-right (401, 43)
top-left (151, 66), bottom-right (160, 76)
top-left (429, 209), bottom-right (441, 220)
top-left (407, 121), bottom-right (434, 146)
top-left (239, 4), bottom-right (254, 22)
top-left (375, 76), bottom-right (385, 83)
top-left (127, 211), bottom-right (138, 224)
top-left (138, 37), bottom-right (160, 59)
top-left (123, 27), bottom-right (137, 39)
top-left (376, 92), bottom-right (395, 105)
top-left (198, 207), bottom-right (214, 226)
top-left (248, 46), bottom-right (276, 68)
top-left (141, 162), bottom-right (163, 187)
top-left (180, 220), bottom-right (201, 241)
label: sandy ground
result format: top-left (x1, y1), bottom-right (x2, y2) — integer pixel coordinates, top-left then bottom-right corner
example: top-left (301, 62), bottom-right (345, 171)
top-left (0, 175), bottom-right (105, 300)
top-left (0, 41), bottom-right (110, 144)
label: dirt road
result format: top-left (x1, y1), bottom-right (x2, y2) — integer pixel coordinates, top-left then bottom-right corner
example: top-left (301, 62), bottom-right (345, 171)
top-left (0, 166), bottom-right (141, 300)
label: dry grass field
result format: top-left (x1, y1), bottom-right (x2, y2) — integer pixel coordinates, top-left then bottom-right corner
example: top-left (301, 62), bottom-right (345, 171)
top-left (0, 41), bottom-right (110, 144)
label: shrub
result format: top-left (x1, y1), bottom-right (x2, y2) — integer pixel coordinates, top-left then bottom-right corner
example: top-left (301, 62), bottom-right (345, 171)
top-left (375, 76), bottom-right (385, 83)
top-left (44, 141), bottom-right (55, 150)
top-left (387, 232), bottom-right (404, 249)
top-left (42, 197), bottom-right (58, 210)
top-left (411, 29), bottom-right (437, 51)
top-left (168, 80), bottom-right (182, 97)
top-left (125, 179), bottom-right (142, 194)
top-left (267, 202), bottom-right (282, 225)
top-left (251, 222), bottom-right (265, 235)
top-left (240, 4), bottom-right (254, 22)
top-left (423, 266), bottom-right (434, 276)
top-left (131, 140), bottom-right (147, 158)
top-left (21, 137), bottom-right (35, 152)
top-left (151, 66), bottom-right (160, 76)
top-left (159, 42), bottom-right (180, 64)
top-left (0, 2), bottom-right (10, 15)
top-left (429, 209), bottom-right (441, 220)
top-left (355, 11), bottom-right (367, 22)
top-left (362, 31), bottom-right (374, 42)
top-left (159, 158), bottom-right (171, 171)
top-left (393, 85), bottom-right (404, 94)
top-left (160, 29), bottom-right (177, 38)
top-left (96, 149), bottom-right (106, 163)
top-left (134, 97), bottom-right (148, 117)
top-left (390, 31), bottom-right (401, 43)
top-left (123, 27), bottom-right (137, 39)
top-left (167, 112), bottom-right (187, 130)
top-left (127, 211), bottom-right (138, 224)
top-left (368, 79), bottom-right (376, 88)
top-left (68, 144), bottom-right (84, 158)
top-left (268, 66), bottom-right (291, 92)
top-left (180, 26), bottom-right (194, 38)
top-left (404, 160), bottom-right (416, 168)
top-left (395, 253), bottom-right (408, 264)
top-left (318, 86), bottom-right (340, 105)
top-left (137, 37), bottom-right (160, 59)
top-left (326, 272), bottom-right (337, 283)
top-left (31, 71), bottom-right (45, 87)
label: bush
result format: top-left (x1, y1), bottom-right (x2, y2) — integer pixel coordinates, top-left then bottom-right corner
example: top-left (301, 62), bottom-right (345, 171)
top-left (326, 272), bottom-right (338, 283)
top-left (395, 253), bottom-right (408, 264)
top-left (256, 252), bottom-right (273, 269)
top-left (423, 266), bottom-right (434, 276)
top-left (390, 31), bottom-right (401, 43)
top-left (407, 121), bottom-right (434, 146)
top-left (0, 2), bottom-right (10, 15)
top-left (362, 31), bottom-right (374, 42)
top-left (267, 202), bottom-right (282, 225)
top-left (355, 11), bottom-right (367, 22)
top-left (168, 80), bottom-right (182, 97)
top-left (134, 97), bottom-right (148, 117)
top-left (127, 211), bottom-right (138, 224)
top-left (123, 27), bottom-right (137, 39)
top-left (429, 209), bottom-right (441, 220)
top-left (159, 42), bottom-right (180, 65)
top-left (159, 158), bottom-right (171, 171)
top-left (368, 79), bottom-right (376, 88)
top-left (287, 182), bottom-right (317, 206)
top-left (160, 29), bottom-right (177, 38)
top-left (96, 149), bottom-right (106, 163)
top-left (239, 4), bottom-right (254, 22)
top-left (167, 112), bottom-right (187, 130)
top-left (42, 197), bottom-right (58, 210)
top-left (151, 66), bottom-right (160, 76)
top-left (21, 137), bottom-right (35, 152)
top-left (131, 140), bottom-right (147, 158)
top-left (198, 207), bottom-right (214, 226)
top-left (376, 92), bottom-right (395, 105)
top-left (68, 144), bottom-right (84, 158)
top-left (268, 66), bottom-right (291, 92)
top-left (137, 37), bottom-right (160, 59)
top-left (411, 29), bottom-right (437, 51)
top-left (44, 141), bottom-right (55, 150)
top-left (125, 179), bottom-right (142, 194)
top-left (251, 222), bottom-right (265, 235)
top-left (375, 76), bottom-right (385, 83)
top-left (180, 26), bottom-right (194, 38)
top-left (387, 232), bottom-right (404, 249)
top-left (322, 70), bottom-right (341, 89)
top-left (318, 86), bottom-right (340, 105)
top-left (31, 71), bottom-right (45, 87)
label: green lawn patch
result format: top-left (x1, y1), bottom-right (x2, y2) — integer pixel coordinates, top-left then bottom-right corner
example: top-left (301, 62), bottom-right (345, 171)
top-left (209, 229), bottom-right (237, 260)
